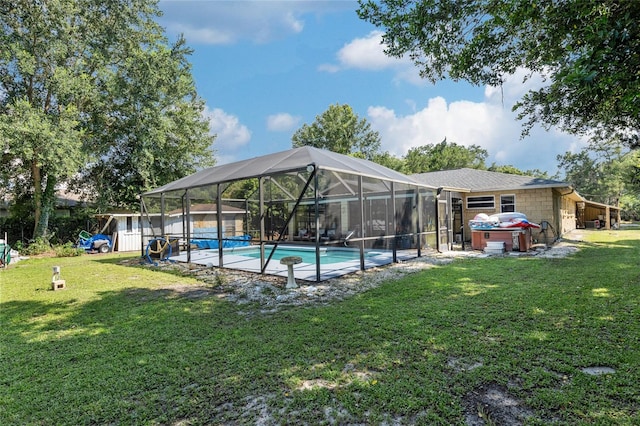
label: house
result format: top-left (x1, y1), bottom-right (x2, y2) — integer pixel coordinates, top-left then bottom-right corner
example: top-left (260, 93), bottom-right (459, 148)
top-left (412, 168), bottom-right (621, 248)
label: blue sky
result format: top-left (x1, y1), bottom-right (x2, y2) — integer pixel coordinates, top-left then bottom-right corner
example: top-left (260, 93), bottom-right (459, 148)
top-left (158, 0), bottom-right (586, 175)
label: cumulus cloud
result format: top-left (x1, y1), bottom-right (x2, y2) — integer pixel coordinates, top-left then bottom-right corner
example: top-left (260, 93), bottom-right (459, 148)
top-left (267, 113), bottom-right (300, 132)
top-left (367, 92), bottom-right (586, 174)
top-left (203, 107), bottom-right (251, 163)
top-left (320, 30), bottom-right (422, 84)
top-left (336, 30), bottom-right (400, 70)
top-left (484, 68), bottom-right (549, 106)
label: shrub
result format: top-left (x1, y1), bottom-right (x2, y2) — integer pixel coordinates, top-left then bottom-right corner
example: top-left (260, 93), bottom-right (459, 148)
top-left (54, 242), bottom-right (85, 258)
top-left (21, 237), bottom-right (53, 256)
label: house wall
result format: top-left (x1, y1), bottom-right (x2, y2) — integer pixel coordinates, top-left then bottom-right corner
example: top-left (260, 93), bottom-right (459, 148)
top-left (462, 188), bottom-right (558, 243)
top-left (557, 190), bottom-right (578, 236)
top-left (462, 188), bottom-right (579, 245)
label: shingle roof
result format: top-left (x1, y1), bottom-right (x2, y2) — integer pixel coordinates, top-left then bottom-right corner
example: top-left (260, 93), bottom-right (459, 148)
top-left (411, 168), bottom-right (570, 192)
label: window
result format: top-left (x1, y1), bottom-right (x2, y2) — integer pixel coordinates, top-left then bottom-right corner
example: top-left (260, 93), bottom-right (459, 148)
top-left (126, 216), bottom-right (133, 232)
top-left (466, 196), bottom-right (495, 209)
top-left (500, 195), bottom-right (515, 213)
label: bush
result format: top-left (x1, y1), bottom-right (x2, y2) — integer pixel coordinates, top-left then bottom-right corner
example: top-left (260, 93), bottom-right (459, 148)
top-left (20, 237), bottom-right (53, 256)
top-left (54, 242), bottom-right (85, 258)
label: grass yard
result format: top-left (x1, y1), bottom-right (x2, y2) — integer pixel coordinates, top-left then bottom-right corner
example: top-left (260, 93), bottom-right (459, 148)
top-left (1, 229), bottom-right (639, 425)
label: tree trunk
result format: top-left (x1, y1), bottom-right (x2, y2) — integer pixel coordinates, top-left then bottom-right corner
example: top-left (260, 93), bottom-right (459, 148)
top-left (31, 163), bottom-right (56, 239)
top-left (32, 162), bottom-right (43, 239)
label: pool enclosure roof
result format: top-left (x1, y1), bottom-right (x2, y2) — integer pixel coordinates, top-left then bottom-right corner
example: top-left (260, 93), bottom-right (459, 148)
top-left (144, 146), bottom-right (432, 195)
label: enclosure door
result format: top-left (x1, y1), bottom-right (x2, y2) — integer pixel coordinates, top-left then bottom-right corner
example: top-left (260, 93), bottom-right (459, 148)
top-left (438, 199), bottom-right (452, 251)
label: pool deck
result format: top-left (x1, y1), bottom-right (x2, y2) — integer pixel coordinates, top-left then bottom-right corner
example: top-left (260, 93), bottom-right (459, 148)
top-left (170, 248), bottom-right (417, 281)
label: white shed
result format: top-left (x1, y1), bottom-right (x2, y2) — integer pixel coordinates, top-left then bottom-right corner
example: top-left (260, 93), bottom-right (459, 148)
top-left (95, 212), bottom-right (152, 252)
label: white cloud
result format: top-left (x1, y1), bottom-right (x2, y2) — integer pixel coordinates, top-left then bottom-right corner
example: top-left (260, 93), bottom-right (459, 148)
top-left (158, 1), bottom-right (351, 44)
top-left (321, 30), bottom-right (423, 85)
top-left (317, 63), bottom-right (341, 73)
top-left (336, 30), bottom-right (399, 70)
top-left (367, 92), bottom-right (587, 174)
top-left (267, 113), bottom-right (300, 132)
top-left (484, 68), bottom-right (548, 106)
top-left (204, 107), bottom-right (251, 156)
top-left (167, 22), bottom-right (235, 45)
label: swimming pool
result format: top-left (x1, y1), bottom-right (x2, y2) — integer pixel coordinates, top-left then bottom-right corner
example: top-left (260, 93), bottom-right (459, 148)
top-left (234, 246), bottom-right (378, 264)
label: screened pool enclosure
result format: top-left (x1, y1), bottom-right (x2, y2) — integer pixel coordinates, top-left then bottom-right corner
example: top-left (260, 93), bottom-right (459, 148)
top-left (141, 147), bottom-right (440, 282)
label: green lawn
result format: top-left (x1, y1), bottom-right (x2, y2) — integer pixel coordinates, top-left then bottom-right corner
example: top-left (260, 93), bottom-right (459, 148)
top-left (1, 229), bottom-right (639, 425)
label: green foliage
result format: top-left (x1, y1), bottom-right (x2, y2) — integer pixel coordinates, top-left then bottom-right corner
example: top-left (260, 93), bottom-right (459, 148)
top-left (358, 1), bottom-right (640, 148)
top-left (0, 209), bottom-right (92, 247)
top-left (556, 143), bottom-right (640, 218)
top-left (371, 151), bottom-right (406, 172)
top-left (557, 143), bottom-right (629, 206)
top-left (54, 242), bottom-right (85, 257)
top-left (18, 237), bottom-right (52, 256)
top-left (0, 0), bottom-right (214, 236)
top-left (292, 104), bottom-right (381, 160)
top-left (79, 36), bottom-right (215, 209)
top-left (488, 164), bottom-right (556, 179)
top-left (619, 194), bottom-right (640, 221)
top-left (403, 139), bottom-right (487, 173)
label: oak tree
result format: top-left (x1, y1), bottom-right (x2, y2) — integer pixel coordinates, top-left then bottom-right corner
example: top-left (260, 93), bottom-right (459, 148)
top-left (292, 104), bottom-right (381, 161)
top-left (0, 0), bottom-right (214, 238)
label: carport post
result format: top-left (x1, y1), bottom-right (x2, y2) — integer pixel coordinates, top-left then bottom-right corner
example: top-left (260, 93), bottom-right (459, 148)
top-left (139, 197), bottom-right (144, 258)
top-left (314, 169), bottom-right (321, 282)
top-left (391, 181), bottom-right (397, 263)
top-left (160, 193), bottom-right (165, 237)
top-left (185, 190), bottom-right (191, 263)
top-left (259, 177), bottom-right (265, 269)
top-left (358, 175), bottom-right (365, 271)
top-left (217, 184), bottom-right (223, 267)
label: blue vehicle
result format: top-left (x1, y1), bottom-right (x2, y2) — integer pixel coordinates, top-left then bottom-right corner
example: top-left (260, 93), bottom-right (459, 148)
top-left (77, 230), bottom-right (112, 253)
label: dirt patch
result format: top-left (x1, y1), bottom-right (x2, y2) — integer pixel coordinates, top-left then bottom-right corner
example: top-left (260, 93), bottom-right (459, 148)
top-left (463, 383), bottom-right (534, 426)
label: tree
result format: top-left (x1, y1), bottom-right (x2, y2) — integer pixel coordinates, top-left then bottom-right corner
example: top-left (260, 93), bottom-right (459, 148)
top-left (488, 164), bottom-right (555, 179)
top-left (403, 139), bottom-right (487, 173)
top-left (292, 104), bottom-right (381, 160)
top-left (371, 151), bottom-right (406, 172)
top-left (0, 0), bottom-right (214, 237)
top-left (357, 1), bottom-right (640, 149)
top-left (556, 145), bottom-right (627, 207)
top-left (79, 36), bottom-right (214, 209)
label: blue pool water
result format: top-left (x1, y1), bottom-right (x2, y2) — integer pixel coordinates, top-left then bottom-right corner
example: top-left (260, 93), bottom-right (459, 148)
top-left (236, 247), bottom-right (378, 264)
